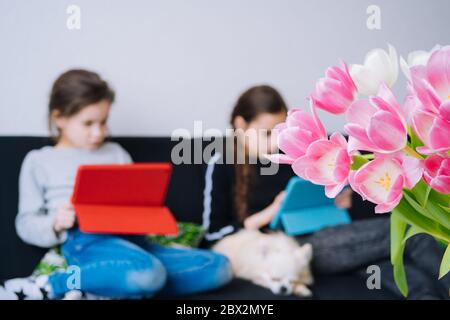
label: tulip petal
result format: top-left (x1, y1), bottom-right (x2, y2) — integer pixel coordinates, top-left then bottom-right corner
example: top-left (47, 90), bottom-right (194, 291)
top-left (377, 82), bottom-right (401, 112)
top-left (411, 110), bottom-right (434, 148)
top-left (367, 110), bottom-right (407, 152)
top-left (429, 117), bottom-right (450, 151)
top-left (325, 181), bottom-right (348, 198)
top-left (279, 126), bottom-right (321, 158)
top-left (345, 124), bottom-right (379, 153)
top-left (426, 46), bottom-right (450, 101)
top-left (387, 44), bottom-right (399, 86)
top-left (439, 101), bottom-right (450, 123)
top-left (430, 176), bottom-right (450, 194)
top-left (286, 110), bottom-right (315, 130)
top-left (374, 192), bottom-right (403, 213)
top-left (347, 136), bottom-right (372, 153)
top-left (400, 55), bottom-right (412, 81)
top-left (334, 149), bottom-right (351, 181)
top-left (370, 87), bottom-right (406, 127)
top-left (403, 94), bottom-right (421, 123)
top-left (401, 155), bottom-right (424, 189)
top-left (330, 132), bottom-right (347, 149)
top-left (423, 155), bottom-right (450, 194)
top-left (350, 64), bottom-right (381, 96)
top-left (346, 99), bottom-right (377, 127)
top-left (264, 153), bottom-right (295, 164)
top-left (309, 100), bottom-right (327, 138)
top-left (353, 158), bottom-right (403, 205)
top-left (411, 68), bottom-right (441, 113)
top-left (292, 156), bottom-right (313, 181)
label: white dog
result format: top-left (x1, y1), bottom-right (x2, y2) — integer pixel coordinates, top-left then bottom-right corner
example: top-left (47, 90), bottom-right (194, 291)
top-left (213, 229), bottom-right (313, 297)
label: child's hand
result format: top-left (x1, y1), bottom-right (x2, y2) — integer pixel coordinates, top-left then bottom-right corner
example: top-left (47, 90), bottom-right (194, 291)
top-left (244, 191), bottom-right (285, 230)
top-left (334, 188), bottom-right (353, 209)
top-left (53, 203), bottom-right (77, 233)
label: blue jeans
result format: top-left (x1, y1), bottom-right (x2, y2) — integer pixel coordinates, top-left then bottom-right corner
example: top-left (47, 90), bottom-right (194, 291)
top-left (48, 229), bottom-right (232, 299)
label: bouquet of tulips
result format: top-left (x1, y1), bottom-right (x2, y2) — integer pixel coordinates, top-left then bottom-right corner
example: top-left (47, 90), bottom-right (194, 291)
top-left (268, 44), bottom-right (450, 296)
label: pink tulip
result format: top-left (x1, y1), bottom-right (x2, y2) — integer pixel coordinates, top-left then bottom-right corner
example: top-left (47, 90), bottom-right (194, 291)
top-left (402, 84), bottom-right (422, 123)
top-left (410, 46), bottom-right (450, 113)
top-left (423, 155), bottom-right (450, 194)
top-left (410, 108), bottom-right (450, 155)
top-left (266, 102), bottom-right (327, 164)
top-left (292, 132), bottom-right (351, 198)
top-left (310, 62), bottom-right (357, 114)
top-left (407, 47), bottom-right (450, 154)
top-left (349, 152), bottom-right (424, 213)
top-left (345, 83), bottom-right (408, 154)
top-left (376, 151), bottom-right (424, 190)
top-left (410, 65), bottom-right (441, 114)
top-left (349, 157), bottom-right (406, 213)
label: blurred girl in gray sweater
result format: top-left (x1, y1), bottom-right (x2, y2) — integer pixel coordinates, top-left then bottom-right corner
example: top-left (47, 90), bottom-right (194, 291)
top-left (4, 70), bottom-right (231, 300)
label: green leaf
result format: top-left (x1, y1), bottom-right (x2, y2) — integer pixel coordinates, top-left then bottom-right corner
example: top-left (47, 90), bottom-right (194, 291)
top-left (408, 185), bottom-right (450, 232)
top-left (390, 211), bottom-right (407, 265)
top-left (394, 226), bottom-right (426, 297)
top-left (429, 189), bottom-right (450, 208)
top-left (439, 244), bottom-right (450, 279)
top-left (403, 190), bottom-right (436, 222)
top-left (390, 211), bottom-right (409, 297)
top-left (424, 200), bottom-right (450, 231)
top-left (410, 180), bottom-right (431, 207)
top-left (350, 155), bottom-right (370, 171)
top-left (403, 225), bottom-right (423, 245)
top-left (439, 204), bottom-right (450, 214)
top-left (393, 256), bottom-right (408, 297)
top-left (390, 216), bottom-right (426, 298)
top-left (395, 196), bottom-right (450, 243)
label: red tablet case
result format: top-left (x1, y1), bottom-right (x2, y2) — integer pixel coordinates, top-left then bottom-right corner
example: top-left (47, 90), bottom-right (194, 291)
top-left (71, 163), bottom-right (179, 235)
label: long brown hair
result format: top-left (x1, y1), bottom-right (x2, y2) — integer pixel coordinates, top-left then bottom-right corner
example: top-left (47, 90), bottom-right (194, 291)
top-left (48, 69), bottom-right (115, 140)
top-left (230, 85), bottom-right (287, 222)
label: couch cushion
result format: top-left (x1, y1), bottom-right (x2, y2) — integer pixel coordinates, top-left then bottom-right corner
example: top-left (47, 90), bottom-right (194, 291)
top-left (0, 136), bottom-right (394, 300)
top-left (172, 273), bottom-right (397, 300)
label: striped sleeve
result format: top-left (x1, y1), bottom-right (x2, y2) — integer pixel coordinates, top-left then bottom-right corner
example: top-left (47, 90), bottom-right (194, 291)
top-left (201, 153), bottom-right (239, 245)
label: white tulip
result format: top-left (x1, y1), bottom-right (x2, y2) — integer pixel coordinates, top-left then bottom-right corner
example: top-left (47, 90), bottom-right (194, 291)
top-left (400, 44), bottom-right (442, 81)
top-left (350, 44), bottom-right (399, 96)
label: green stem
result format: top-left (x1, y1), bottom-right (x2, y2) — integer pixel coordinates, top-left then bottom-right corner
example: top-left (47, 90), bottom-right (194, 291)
top-left (423, 186), bottom-right (431, 209)
top-left (402, 145), bottom-right (424, 160)
top-left (361, 153), bottom-right (375, 160)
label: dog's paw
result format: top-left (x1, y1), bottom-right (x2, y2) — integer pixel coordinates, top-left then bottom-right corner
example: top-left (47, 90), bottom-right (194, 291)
top-left (298, 268), bottom-right (314, 286)
top-left (294, 284), bottom-right (312, 297)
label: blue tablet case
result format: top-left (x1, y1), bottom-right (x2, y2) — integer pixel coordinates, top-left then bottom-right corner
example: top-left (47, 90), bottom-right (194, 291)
top-left (270, 177), bottom-right (351, 235)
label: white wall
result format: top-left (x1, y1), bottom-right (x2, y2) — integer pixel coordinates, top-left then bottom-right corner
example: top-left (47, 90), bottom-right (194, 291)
top-left (0, 0), bottom-right (449, 136)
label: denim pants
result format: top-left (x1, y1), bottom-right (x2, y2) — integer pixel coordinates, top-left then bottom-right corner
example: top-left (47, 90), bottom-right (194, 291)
top-left (301, 217), bottom-right (449, 299)
top-left (48, 229), bottom-right (232, 299)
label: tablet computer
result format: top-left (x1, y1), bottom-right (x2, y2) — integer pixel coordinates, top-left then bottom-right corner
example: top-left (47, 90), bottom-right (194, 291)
top-left (270, 177), bottom-right (351, 235)
top-left (71, 163), bottom-right (178, 235)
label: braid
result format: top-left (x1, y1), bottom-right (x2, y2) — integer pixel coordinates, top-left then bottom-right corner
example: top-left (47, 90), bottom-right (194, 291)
top-left (234, 162), bottom-right (250, 222)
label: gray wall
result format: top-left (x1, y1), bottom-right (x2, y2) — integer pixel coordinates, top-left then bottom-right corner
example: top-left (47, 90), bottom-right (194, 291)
top-left (0, 0), bottom-right (449, 136)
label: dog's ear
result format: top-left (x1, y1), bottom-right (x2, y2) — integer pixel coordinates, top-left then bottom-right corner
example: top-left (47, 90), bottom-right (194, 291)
top-left (295, 243), bottom-right (313, 262)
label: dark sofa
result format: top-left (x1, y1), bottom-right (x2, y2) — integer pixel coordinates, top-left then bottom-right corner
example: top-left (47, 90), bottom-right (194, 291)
top-left (0, 136), bottom-right (397, 299)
